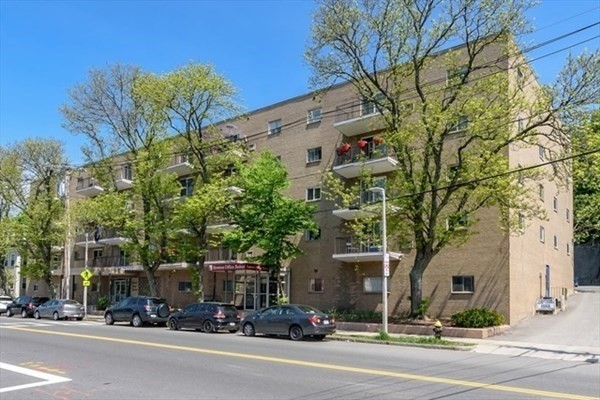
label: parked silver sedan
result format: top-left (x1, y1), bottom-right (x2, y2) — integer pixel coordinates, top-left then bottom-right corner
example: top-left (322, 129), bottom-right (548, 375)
top-left (0, 295), bottom-right (13, 314)
top-left (34, 299), bottom-right (85, 321)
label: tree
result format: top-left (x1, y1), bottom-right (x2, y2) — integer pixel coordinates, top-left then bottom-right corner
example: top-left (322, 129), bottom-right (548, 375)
top-left (573, 110), bottom-right (600, 244)
top-left (0, 139), bottom-right (69, 298)
top-left (306, 0), bottom-right (599, 315)
top-left (134, 63), bottom-right (243, 301)
top-left (61, 64), bottom-right (181, 297)
top-left (223, 152), bottom-right (318, 303)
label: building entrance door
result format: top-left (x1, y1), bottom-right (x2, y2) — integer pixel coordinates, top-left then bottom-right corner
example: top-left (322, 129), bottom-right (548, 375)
top-left (111, 279), bottom-right (128, 304)
top-left (235, 273), bottom-right (272, 310)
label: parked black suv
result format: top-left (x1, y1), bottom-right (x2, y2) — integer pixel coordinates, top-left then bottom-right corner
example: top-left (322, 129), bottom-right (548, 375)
top-left (104, 296), bottom-right (170, 327)
top-left (168, 302), bottom-right (241, 333)
top-left (6, 295), bottom-right (50, 318)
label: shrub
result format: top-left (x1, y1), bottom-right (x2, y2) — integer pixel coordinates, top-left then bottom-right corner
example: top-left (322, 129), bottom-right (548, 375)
top-left (327, 309), bottom-right (382, 323)
top-left (411, 297), bottom-right (431, 319)
top-left (97, 296), bottom-right (110, 311)
top-left (451, 308), bottom-right (505, 328)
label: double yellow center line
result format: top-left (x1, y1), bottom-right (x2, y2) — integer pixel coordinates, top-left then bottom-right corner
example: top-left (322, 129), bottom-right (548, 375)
top-left (9, 326), bottom-right (597, 400)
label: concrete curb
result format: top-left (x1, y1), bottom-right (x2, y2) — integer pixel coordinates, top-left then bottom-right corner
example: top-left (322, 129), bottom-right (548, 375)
top-left (329, 334), bottom-right (476, 351)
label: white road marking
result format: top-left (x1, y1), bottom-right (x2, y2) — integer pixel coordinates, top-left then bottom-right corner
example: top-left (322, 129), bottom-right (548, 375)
top-left (0, 362), bottom-right (71, 393)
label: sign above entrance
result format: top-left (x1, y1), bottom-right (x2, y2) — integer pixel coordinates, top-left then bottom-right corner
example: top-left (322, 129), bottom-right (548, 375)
top-left (80, 269), bottom-right (93, 281)
top-left (208, 263), bottom-right (264, 272)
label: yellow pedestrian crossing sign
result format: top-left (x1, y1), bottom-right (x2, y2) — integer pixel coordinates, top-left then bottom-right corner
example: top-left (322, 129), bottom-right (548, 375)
top-left (82, 280), bottom-right (91, 287)
top-left (80, 269), bottom-right (93, 281)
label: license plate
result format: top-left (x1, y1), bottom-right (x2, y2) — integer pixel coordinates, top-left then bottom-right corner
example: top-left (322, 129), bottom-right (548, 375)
top-left (229, 322), bottom-right (235, 326)
top-left (151, 314), bottom-right (157, 317)
top-left (323, 320), bottom-right (330, 325)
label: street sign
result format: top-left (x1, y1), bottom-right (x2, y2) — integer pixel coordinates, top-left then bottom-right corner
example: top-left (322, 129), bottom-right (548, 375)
top-left (82, 280), bottom-right (91, 287)
top-left (80, 269), bottom-right (93, 281)
top-left (384, 267), bottom-right (390, 277)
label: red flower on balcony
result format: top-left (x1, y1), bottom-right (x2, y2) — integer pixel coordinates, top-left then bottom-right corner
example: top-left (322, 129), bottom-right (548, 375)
top-left (338, 143), bottom-right (351, 155)
top-left (374, 137), bottom-right (384, 145)
top-left (357, 139), bottom-right (368, 149)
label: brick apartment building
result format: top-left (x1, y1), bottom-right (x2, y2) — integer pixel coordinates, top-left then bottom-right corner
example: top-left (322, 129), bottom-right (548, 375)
top-left (15, 40), bottom-right (573, 326)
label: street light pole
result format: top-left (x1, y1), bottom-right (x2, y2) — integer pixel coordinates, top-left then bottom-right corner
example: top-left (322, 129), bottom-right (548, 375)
top-left (368, 187), bottom-right (388, 334)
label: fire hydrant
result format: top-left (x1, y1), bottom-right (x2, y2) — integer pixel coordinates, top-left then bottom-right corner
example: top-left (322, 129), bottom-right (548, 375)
top-left (433, 320), bottom-right (443, 340)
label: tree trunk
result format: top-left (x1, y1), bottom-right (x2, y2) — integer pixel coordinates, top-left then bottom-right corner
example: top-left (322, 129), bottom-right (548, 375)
top-left (409, 250), bottom-right (434, 317)
top-left (143, 268), bottom-right (158, 297)
top-left (192, 255), bottom-right (206, 302)
top-left (43, 265), bottom-right (55, 299)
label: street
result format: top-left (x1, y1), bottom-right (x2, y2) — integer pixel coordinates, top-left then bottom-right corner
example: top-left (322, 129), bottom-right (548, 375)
top-left (1, 316), bottom-right (599, 400)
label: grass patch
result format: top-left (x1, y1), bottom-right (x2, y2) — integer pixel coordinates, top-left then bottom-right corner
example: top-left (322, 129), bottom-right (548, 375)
top-left (334, 333), bottom-right (473, 347)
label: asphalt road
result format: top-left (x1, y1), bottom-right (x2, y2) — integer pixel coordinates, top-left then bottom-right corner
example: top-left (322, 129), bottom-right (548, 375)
top-left (1, 317), bottom-right (599, 400)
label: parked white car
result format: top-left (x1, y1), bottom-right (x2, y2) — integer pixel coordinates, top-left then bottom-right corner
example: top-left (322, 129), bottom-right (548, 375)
top-left (0, 295), bottom-right (13, 314)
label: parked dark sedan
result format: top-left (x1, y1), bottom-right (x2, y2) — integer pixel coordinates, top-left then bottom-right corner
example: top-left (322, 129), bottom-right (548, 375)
top-left (241, 304), bottom-right (336, 341)
top-left (34, 299), bottom-right (85, 321)
top-left (168, 302), bottom-right (241, 333)
top-left (6, 295), bottom-right (50, 318)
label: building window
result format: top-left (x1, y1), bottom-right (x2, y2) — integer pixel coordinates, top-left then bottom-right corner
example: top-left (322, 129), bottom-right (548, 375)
top-left (179, 177), bottom-right (194, 197)
top-left (91, 282), bottom-right (99, 292)
top-left (268, 119), bottom-right (282, 135)
top-left (222, 280), bottom-right (233, 292)
top-left (178, 281), bottom-right (192, 292)
top-left (306, 228), bottom-right (321, 241)
top-left (307, 108), bottom-right (322, 124)
top-left (517, 118), bottom-right (524, 133)
top-left (518, 213), bottom-right (525, 231)
top-left (540, 226), bottom-right (545, 243)
top-left (567, 242), bottom-right (571, 256)
top-left (553, 235), bottom-right (558, 249)
top-left (566, 208), bottom-right (570, 222)
top-left (553, 196), bottom-right (558, 212)
top-left (451, 276), bottom-right (474, 293)
top-left (21, 278), bottom-right (26, 290)
top-left (122, 163), bottom-right (133, 180)
top-left (306, 187), bottom-right (321, 202)
top-left (306, 147), bottom-right (322, 163)
top-left (448, 116), bottom-right (469, 134)
top-left (538, 145), bottom-right (545, 161)
top-left (539, 184), bottom-right (544, 201)
top-left (363, 277), bottom-right (383, 293)
top-left (33, 284), bottom-right (39, 292)
top-left (309, 278), bottom-right (324, 293)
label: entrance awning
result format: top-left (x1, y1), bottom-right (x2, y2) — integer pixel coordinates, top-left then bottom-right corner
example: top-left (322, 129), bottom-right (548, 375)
top-left (208, 262), bottom-right (265, 272)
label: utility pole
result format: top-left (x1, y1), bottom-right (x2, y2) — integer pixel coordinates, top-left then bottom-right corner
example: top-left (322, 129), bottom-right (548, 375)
top-left (63, 167), bottom-right (72, 299)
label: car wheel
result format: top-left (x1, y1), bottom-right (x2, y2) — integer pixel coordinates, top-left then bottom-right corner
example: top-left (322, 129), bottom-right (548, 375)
top-left (34, 310), bottom-right (41, 319)
top-left (132, 314), bottom-right (143, 328)
top-left (314, 335), bottom-right (326, 341)
top-left (21, 309), bottom-right (28, 318)
top-left (289, 325), bottom-right (304, 341)
top-left (76, 317), bottom-right (83, 321)
top-left (105, 313), bottom-right (114, 325)
top-left (242, 322), bottom-right (255, 337)
top-left (157, 303), bottom-right (170, 318)
top-left (6, 309), bottom-right (12, 317)
top-left (202, 320), bottom-right (215, 333)
top-left (168, 318), bottom-right (178, 331)
top-left (53, 312), bottom-right (60, 321)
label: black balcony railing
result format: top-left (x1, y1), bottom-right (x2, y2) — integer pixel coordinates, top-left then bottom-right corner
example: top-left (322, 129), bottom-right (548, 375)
top-left (74, 228), bottom-right (125, 244)
top-left (76, 177), bottom-right (101, 191)
top-left (335, 99), bottom-right (381, 124)
top-left (73, 255), bottom-right (131, 269)
top-left (335, 236), bottom-right (382, 255)
top-left (334, 143), bottom-right (392, 166)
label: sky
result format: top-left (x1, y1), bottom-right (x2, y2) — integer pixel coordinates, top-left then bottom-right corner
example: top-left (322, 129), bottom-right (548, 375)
top-left (1, 0), bottom-right (599, 166)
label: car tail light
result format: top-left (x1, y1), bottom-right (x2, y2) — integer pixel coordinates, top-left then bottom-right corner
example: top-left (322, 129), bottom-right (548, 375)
top-left (144, 305), bottom-right (151, 312)
top-left (214, 311), bottom-right (225, 319)
top-left (236, 312), bottom-right (241, 319)
top-left (308, 315), bottom-right (321, 326)
top-left (28, 302), bottom-right (34, 309)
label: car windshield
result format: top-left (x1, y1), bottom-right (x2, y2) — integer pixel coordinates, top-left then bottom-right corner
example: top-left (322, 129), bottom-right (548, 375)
top-left (222, 306), bottom-right (238, 313)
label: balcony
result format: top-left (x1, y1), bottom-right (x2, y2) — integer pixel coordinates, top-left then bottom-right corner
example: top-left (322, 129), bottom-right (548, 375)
top-left (165, 154), bottom-right (194, 176)
top-left (206, 247), bottom-right (238, 263)
top-left (206, 220), bottom-right (237, 234)
top-left (75, 177), bottom-right (104, 197)
top-left (332, 236), bottom-right (403, 263)
top-left (333, 143), bottom-right (398, 179)
top-left (74, 229), bottom-right (130, 247)
top-left (333, 100), bottom-right (387, 137)
top-left (115, 167), bottom-right (133, 190)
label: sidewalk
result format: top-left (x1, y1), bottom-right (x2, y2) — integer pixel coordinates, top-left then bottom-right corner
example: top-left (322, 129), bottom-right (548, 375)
top-left (333, 330), bottom-right (599, 363)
